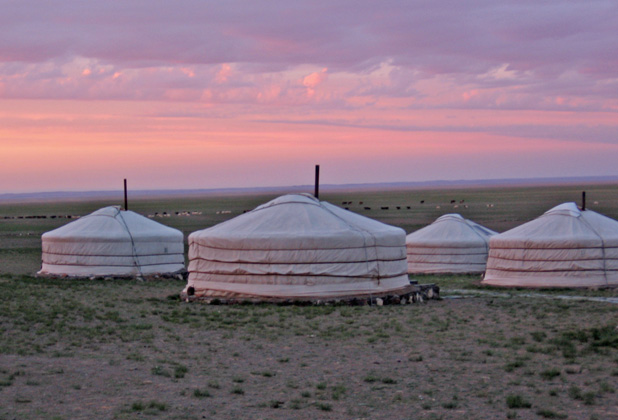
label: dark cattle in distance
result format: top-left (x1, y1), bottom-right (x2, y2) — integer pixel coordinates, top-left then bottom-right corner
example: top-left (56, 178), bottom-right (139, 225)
top-left (381, 206), bottom-right (389, 210)
top-left (364, 207), bottom-right (371, 210)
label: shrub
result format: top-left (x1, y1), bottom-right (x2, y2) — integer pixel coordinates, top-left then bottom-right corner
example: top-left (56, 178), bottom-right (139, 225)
top-left (530, 331), bottom-right (547, 342)
top-left (147, 401), bottom-right (167, 411)
top-left (150, 366), bottom-right (171, 377)
top-left (193, 388), bottom-right (211, 398)
top-left (506, 394), bottom-right (532, 409)
top-left (331, 384), bottom-right (346, 400)
top-left (442, 401), bottom-right (458, 409)
top-left (174, 365), bottom-right (188, 378)
top-left (567, 386), bottom-right (595, 404)
top-left (539, 368), bottom-right (561, 380)
top-left (504, 360), bottom-right (525, 372)
top-left (363, 374), bottom-right (378, 383)
top-left (567, 385), bottom-right (582, 400)
top-left (582, 391), bottom-right (596, 405)
top-left (131, 401), bottom-right (145, 411)
top-left (316, 402), bottom-right (332, 411)
top-left (536, 408), bottom-right (567, 418)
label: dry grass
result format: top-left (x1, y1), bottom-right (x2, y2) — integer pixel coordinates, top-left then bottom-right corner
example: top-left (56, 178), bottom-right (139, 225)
top-left (0, 274), bottom-right (616, 419)
top-left (1, 185), bottom-right (618, 418)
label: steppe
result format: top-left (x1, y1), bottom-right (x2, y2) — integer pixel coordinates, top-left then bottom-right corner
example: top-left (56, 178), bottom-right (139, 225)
top-left (1, 183), bottom-right (617, 419)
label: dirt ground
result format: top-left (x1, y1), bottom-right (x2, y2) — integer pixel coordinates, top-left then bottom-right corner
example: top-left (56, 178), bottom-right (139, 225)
top-left (0, 275), bottom-right (617, 420)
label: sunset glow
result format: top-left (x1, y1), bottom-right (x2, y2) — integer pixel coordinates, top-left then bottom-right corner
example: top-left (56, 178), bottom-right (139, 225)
top-left (1, 1), bottom-right (617, 193)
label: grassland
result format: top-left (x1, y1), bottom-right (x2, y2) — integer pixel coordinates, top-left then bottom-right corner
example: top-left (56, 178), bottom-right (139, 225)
top-left (1, 183), bottom-right (617, 419)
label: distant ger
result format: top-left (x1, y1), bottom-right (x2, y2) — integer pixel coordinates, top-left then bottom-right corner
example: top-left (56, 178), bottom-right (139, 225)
top-left (406, 214), bottom-right (497, 274)
top-left (483, 202), bottom-right (618, 288)
top-left (39, 206), bottom-right (185, 278)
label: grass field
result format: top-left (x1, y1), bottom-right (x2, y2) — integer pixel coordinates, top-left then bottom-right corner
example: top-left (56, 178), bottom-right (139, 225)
top-left (1, 183), bottom-right (617, 419)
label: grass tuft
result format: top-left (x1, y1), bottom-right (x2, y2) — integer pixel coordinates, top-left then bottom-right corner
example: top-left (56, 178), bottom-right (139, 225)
top-left (506, 394), bottom-right (532, 409)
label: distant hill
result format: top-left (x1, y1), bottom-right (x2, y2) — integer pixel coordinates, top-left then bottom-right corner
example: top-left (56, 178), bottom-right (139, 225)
top-left (2, 176), bottom-right (618, 203)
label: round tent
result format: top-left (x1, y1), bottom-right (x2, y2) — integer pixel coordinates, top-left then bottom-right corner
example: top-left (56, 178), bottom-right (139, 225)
top-left (406, 214), bottom-right (497, 274)
top-left (39, 206), bottom-right (185, 277)
top-left (483, 202), bottom-right (618, 288)
top-left (183, 194), bottom-right (411, 300)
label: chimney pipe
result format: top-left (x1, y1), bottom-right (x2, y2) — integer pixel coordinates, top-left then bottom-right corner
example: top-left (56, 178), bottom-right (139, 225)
top-left (314, 165), bottom-right (320, 199)
top-left (124, 179), bottom-right (128, 211)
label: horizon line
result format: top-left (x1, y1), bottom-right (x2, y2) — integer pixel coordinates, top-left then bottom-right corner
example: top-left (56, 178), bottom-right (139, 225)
top-left (2, 175), bottom-right (618, 202)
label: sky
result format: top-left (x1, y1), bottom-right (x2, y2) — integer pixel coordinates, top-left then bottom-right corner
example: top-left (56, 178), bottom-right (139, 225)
top-left (1, 0), bottom-right (617, 193)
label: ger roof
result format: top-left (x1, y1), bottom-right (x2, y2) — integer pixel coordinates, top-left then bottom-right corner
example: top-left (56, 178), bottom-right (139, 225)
top-left (43, 206), bottom-right (183, 242)
top-left (406, 213), bottom-right (496, 248)
top-left (189, 193), bottom-right (404, 249)
top-left (490, 202), bottom-right (618, 248)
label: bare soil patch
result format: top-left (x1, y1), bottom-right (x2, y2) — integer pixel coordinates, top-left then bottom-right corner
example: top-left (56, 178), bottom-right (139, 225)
top-left (1, 275), bottom-right (617, 419)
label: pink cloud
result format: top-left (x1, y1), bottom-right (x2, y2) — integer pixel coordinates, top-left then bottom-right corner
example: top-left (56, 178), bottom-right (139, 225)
top-left (1, 1), bottom-right (618, 193)
top-left (216, 64), bottom-right (233, 83)
top-left (302, 68), bottom-right (327, 97)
